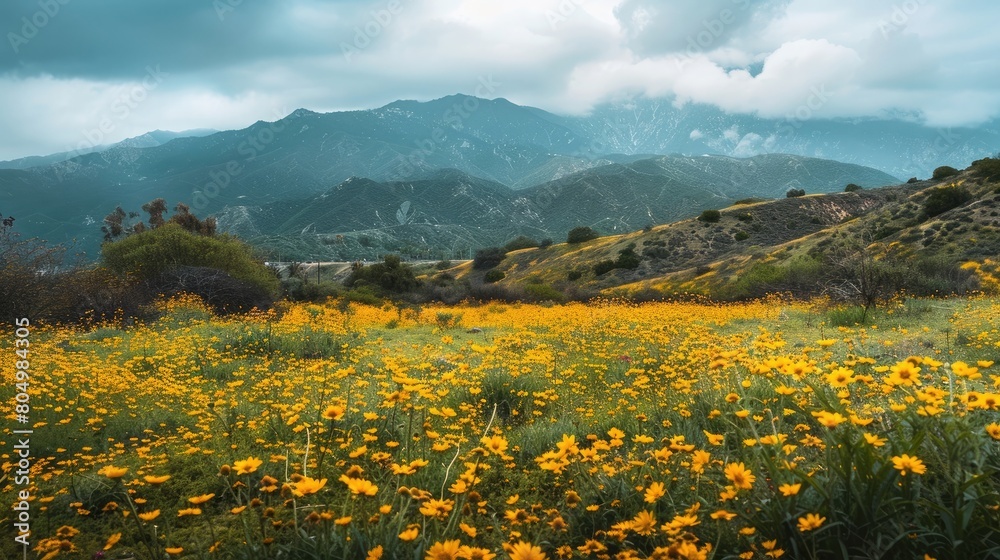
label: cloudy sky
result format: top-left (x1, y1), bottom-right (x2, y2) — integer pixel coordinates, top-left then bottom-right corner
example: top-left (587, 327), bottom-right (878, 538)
top-left (1, 0), bottom-right (998, 160)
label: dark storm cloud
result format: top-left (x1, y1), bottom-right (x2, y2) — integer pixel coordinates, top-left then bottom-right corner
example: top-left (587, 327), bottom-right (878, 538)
top-left (0, 0), bottom-right (362, 79)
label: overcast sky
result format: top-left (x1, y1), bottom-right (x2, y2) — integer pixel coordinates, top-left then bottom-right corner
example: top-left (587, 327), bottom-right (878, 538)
top-left (1, 0), bottom-right (998, 160)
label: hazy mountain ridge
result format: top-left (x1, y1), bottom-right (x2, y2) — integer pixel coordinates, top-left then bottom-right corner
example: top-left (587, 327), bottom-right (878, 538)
top-left (0, 93), bottom-right (991, 258)
top-left (217, 154), bottom-right (898, 261)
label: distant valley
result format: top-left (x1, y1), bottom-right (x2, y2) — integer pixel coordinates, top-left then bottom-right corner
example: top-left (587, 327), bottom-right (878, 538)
top-left (0, 94), bottom-right (995, 260)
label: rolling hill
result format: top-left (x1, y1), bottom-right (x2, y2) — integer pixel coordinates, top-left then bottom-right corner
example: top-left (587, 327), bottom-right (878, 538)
top-left (216, 154), bottom-right (898, 261)
top-left (464, 159), bottom-right (1000, 302)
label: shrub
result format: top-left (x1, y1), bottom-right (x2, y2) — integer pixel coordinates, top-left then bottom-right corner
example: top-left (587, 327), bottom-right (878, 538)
top-left (732, 198), bottom-right (767, 205)
top-left (698, 210), bottom-right (721, 223)
top-left (524, 283), bottom-right (565, 302)
top-left (594, 246), bottom-right (642, 276)
top-left (152, 266), bottom-right (275, 313)
top-left (538, 238), bottom-right (554, 249)
top-left (932, 165), bottom-right (960, 180)
top-left (615, 246), bottom-right (641, 270)
top-left (734, 231), bottom-right (750, 241)
top-left (567, 270), bottom-right (583, 281)
top-left (435, 260), bottom-right (452, 270)
top-left (786, 188), bottom-right (806, 198)
top-left (593, 260), bottom-right (618, 276)
top-left (566, 226), bottom-right (600, 244)
top-left (345, 254), bottom-right (419, 293)
top-left (907, 177), bottom-right (919, 184)
top-left (923, 186), bottom-right (972, 218)
top-left (483, 269), bottom-right (505, 283)
top-left (971, 157), bottom-right (1000, 182)
top-left (845, 183), bottom-right (863, 192)
top-left (101, 222), bottom-right (279, 298)
top-left (504, 236), bottom-right (539, 252)
top-left (472, 247), bottom-right (507, 269)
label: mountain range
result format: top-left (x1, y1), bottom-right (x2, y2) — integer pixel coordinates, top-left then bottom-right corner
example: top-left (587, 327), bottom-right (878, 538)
top-left (0, 94), bottom-right (995, 260)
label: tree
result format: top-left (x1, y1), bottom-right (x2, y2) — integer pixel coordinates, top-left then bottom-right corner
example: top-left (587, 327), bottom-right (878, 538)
top-left (698, 210), bottom-right (721, 223)
top-left (844, 183), bottom-right (863, 192)
top-left (345, 254), bottom-right (419, 293)
top-left (504, 236), bottom-right (539, 252)
top-left (101, 222), bottom-right (278, 301)
top-left (0, 213), bottom-right (72, 321)
top-left (102, 199), bottom-right (217, 243)
top-left (823, 228), bottom-right (904, 322)
top-left (923, 186), bottom-right (972, 218)
top-left (786, 188), bottom-right (806, 198)
top-left (472, 247), bottom-right (507, 270)
top-left (932, 166), bottom-right (960, 180)
top-left (567, 226), bottom-right (599, 244)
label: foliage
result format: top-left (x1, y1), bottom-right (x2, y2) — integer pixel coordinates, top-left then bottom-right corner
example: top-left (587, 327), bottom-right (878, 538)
top-left (923, 186), bottom-right (972, 218)
top-left (538, 238), bottom-right (554, 249)
top-left (734, 231), bottom-right (750, 241)
top-left (566, 226), bottom-right (600, 244)
top-left (0, 212), bottom-right (71, 322)
top-left (845, 183), bottom-right (863, 192)
top-left (594, 246), bottom-right (642, 276)
top-left (345, 254), bottom-right (419, 293)
top-left (932, 165), bottom-right (961, 180)
top-left (101, 222), bottom-right (278, 296)
top-left (698, 209), bottom-right (721, 223)
top-left (504, 236), bottom-right (540, 252)
top-left (970, 157), bottom-right (1000, 182)
top-left (103, 199), bottom-right (217, 242)
top-left (483, 269), bottom-right (505, 283)
top-left (786, 188), bottom-right (806, 197)
top-left (472, 247), bottom-right (507, 270)
top-left (523, 282), bottom-right (566, 302)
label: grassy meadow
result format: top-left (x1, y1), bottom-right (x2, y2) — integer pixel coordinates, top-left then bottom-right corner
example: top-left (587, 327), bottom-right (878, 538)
top-left (3, 295), bottom-right (1000, 559)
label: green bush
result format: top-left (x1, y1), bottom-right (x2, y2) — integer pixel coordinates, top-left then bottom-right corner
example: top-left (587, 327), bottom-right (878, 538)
top-left (504, 236), bottom-right (539, 251)
top-left (101, 223), bottom-right (279, 296)
top-left (472, 247), bottom-right (507, 269)
top-left (923, 186), bottom-right (972, 217)
top-left (845, 183), bottom-right (863, 192)
top-left (524, 283), bottom-right (565, 302)
top-left (567, 270), bottom-right (583, 281)
top-left (734, 231), bottom-right (750, 241)
top-left (483, 269), bottom-right (505, 283)
top-left (786, 188), bottom-right (806, 198)
top-left (932, 165), bottom-right (960, 180)
top-left (538, 238), bottom-right (554, 249)
top-left (698, 210), bottom-right (721, 223)
top-left (971, 157), bottom-right (1000, 182)
top-left (345, 254), bottom-right (419, 293)
top-left (593, 260), bottom-right (618, 276)
top-left (566, 226), bottom-right (600, 244)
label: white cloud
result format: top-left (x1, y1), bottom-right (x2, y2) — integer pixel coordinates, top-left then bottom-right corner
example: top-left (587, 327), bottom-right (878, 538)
top-left (1, 0), bottom-right (999, 159)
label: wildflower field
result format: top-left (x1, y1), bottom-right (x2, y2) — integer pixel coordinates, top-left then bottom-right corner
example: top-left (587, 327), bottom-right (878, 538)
top-left (3, 295), bottom-right (1000, 559)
